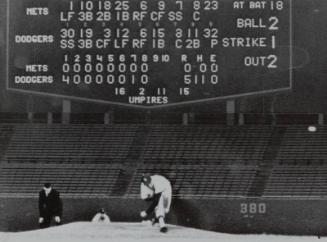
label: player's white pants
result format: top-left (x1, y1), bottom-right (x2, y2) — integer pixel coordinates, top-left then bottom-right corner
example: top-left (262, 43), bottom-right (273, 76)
top-left (155, 186), bottom-right (172, 218)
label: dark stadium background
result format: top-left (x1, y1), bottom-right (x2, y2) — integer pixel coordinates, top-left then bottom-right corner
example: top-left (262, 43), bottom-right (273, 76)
top-left (1, 0), bottom-right (327, 236)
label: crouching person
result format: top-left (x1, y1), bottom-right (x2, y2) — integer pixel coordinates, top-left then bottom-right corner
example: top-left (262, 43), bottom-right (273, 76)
top-left (92, 208), bottom-right (111, 224)
top-left (140, 174), bottom-right (172, 233)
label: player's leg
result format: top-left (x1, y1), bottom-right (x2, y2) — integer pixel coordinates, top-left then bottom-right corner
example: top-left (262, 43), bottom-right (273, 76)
top-left (158, 187), bottom-right (172, 232)
top-left (155, 195), bottom-right (168, 232)
top-left (162, 186), bottom-right (172, 214)
top-left (40, 215), bottom-right (51, 228)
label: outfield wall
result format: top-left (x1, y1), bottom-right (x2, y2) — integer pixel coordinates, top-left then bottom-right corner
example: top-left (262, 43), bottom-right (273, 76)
top-left (0, 197), bottom-right (326, 235)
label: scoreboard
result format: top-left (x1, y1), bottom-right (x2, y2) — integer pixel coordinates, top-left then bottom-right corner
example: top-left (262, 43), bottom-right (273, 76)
top-left (6, 0), bottom-right (292, 107)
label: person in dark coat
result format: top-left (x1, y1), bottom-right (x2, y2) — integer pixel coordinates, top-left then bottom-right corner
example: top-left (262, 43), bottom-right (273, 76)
top-left (38, 183), bottom-right (63, 228)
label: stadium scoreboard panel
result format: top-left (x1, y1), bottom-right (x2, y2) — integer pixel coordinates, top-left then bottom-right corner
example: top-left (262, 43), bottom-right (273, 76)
top-left (6, 0), bottom-right (292, 107)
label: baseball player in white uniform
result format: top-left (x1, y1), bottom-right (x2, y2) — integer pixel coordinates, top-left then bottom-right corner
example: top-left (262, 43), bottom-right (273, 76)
top-left (140, 174), bottom-right (172, 233)
top-left (91, 208), bottom-right (111, 224)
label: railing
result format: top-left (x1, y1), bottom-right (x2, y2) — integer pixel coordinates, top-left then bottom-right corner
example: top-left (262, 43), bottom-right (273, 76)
top-left (0, 112), bottom-right (323, 125)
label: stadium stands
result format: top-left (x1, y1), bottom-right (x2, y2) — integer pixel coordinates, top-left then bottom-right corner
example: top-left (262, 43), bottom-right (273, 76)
top-left (0, 113), bottom-right (29, 123)
top-left (0, 125), bottom-right (14, 159)
top-left (276, 126), bottom-right (327, 162)
top-left (264, 165), bottom-right (327, 197)
top-left (140, 125), bottom-right (273, 164)
top-left (3, 124), bottom-right (138, 163)
top-left (1, 124), bottom-right (327, 198)
top-left (0, 162), bottom-right (121, 197)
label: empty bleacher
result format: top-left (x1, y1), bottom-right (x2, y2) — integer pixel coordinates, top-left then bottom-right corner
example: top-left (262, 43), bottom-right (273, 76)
top-left (263, 126), bottom-right (327, 196)
top-left (141, 125), bottom-right (273, 164)
top-left (264, 165), bottom-right (327, 197)
top-left (276, 126), bottom-right (327, 163)
top-left (1, 124), bottom-right (274, 165)
top-left (0, 162), bottom-right (121, 197)
top-left (0, 125), bottom-right (14, 158)
top-left (1, 123), bottom-right (327, 198)
top-left (3, 124), bottom-right (138, 163)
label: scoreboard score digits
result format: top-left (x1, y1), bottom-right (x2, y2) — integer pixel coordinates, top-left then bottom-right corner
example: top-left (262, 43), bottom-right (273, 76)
top-left (7, 0), bottom-right (292, 107)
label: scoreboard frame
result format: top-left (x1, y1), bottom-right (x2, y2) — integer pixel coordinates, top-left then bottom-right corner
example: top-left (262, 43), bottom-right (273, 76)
top-left (5, 0), bottom-right (293, 109)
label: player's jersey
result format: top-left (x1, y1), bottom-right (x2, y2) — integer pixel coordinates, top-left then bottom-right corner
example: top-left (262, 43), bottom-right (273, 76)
top-left (140, 175), bottom-right (171, 200)
top-left (150, 175), bottom-right (171, 194)
top-left (91, 213), bottom-right (110, 224)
